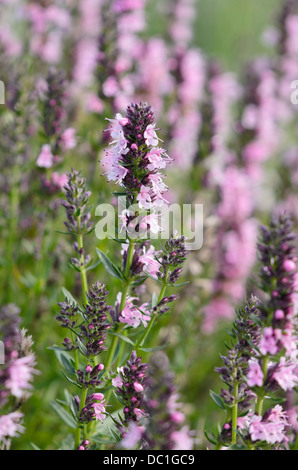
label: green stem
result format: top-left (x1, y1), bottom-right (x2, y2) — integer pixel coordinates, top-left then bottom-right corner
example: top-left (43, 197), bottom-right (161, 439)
top-left (135, 269), bottom-right (169, 353)
top-left (77, 230), bottom-right (88, 300)
top-left (293, 431), bottom-right (298, 450)
top-left (74, 386), bottom-right (88, 449)
top-left (256, 355), bottom-right (269, 416)
top-left (105, 240), bottom-right (136, 373)
top-left (231, 381), bottom-right (238, 445)
top-left (5, 166), bottom-right (20, 303)
top-left (74, 219), bottom-right (89, 449)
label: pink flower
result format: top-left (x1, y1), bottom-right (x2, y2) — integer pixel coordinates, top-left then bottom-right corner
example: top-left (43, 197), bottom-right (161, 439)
top-left (137, 185), bottom-right (153, 209)
top-left (246, 359), bottom-right (264, 387)
top-left (259, 327), bottom-right (278, 356)
top-left (133, 382), bottom-right (144, 393)
top-left (92, 400), bottom-right (107, 422)
top-left (147, 148), bottom-right (167, 171)
top-left (121, 422), bottom-right (144, 449)
top-left (283, 259), bottom-right (296, 272)
top-left (119, 209), bottom-right (134, 233)
top-left (5, 355), bottom-right (38, 398)
top-left (138, 245), bottom-right (161, 277)
top-left (217, 166), bottom-right (253, 223)
top-left (36, 144), bottom-right (54, 168)
top-left (0, 412), bottom-right (24, 444)
top-left (103, 76), bottom-right (119, 98)
top-left (51, 172), bottom-right (68, 190)
top-left (113, 0), bottom-right (145, 13)
top-left (203, 297), bottom-right (234, 334)
top-left (272, 357), bottom-right (298, 391)
top-left (249, 406), bottom-right (288, 444)
top-left (144, 124), bottom-right (160, 147)
top-left (243, 140), bottom-right (270, 163)
top-left (86, 94), bottom-right (104, 114)
top-left (112, 368), bottom-right (124, 388)
top-left (133, 408), bottom-right (146, 419)
top-left (138, 213), bottom-right (162, 235)
top-left (237, 413), bottom-right (253, 431)
top-left (147, 173), bottom-right (169, 204)
top-left (275, 309), bottom-right (285, 320)
top-left (118, 293), bottom-right (151, 328)
top-left (170, 426), bottom-right (194, 450)
top-left (61, 128), bottom-right (77, 151)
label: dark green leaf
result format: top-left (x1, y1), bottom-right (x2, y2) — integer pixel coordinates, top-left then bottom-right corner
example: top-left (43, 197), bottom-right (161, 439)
top-left (140, 343), bottom-right (170, 353)
top-left (50, 401), bottom-right (77, 429)
top-left (96, 248), bottom-right (123, 281)
top-left (209, 390), bottom-right (226, 410)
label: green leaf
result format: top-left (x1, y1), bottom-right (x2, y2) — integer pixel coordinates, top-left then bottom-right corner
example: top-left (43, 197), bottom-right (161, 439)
top-left (55, 230), bottom-right (73, 236)
top-left (61, 287), bottom-right (78, 305)
top-left (64, 389), bottom-right (78, 420)
top-left (61, 371), bottom-right (82, 389)
top-left (227, 444), bottom-right (248, 450)
top-left (96, 248), bottom-right (123, 281)
top-left (50, 347), bottom-right (75, 375)
top-left (48, 345), bottom-right (68, 352)
top-left (50, 401), bottom-right (77, 429)
top-left (77, 337), bottom-right (87, 357)
top-left (146, 272), bottom-right (162, 283)
top-left (140, 343), bottom-right (170, 353)
top-left (209, 390), bottom-right (226, 410)
top-left (30, 443), bottom-right (41, 450)
top-left (112, 191), bottom-right (129, 197)
top-left (109, 331), bottom-right (135, 346)
top-left (85, 259), bottom-right (101, 272)
top-left (60, 354), bottom-right (76, 375)
top-left (151, 292), bottom-right (158, 308)
top-left (204, 430), bottom-right (218, 446)
top-left (109, 427), bottom-right (122, 443)
top-left (171, 281), bottom-right (190, 287)
top-left (59, 434), bottom-right (75, 450)
top-left (92, 435), bottom-right (115, 446)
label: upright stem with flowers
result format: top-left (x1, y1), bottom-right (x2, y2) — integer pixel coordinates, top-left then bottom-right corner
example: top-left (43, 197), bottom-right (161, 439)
top-left (52, 102), bottom-right (190, 450)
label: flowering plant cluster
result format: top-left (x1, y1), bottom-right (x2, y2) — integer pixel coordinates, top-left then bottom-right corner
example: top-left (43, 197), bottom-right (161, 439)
top-left (0, 304), bottom-right (38, 449)
top-left (1, 0), bottom-right (298, 452)
top-left (49, 103), bottom-right (191, 450)
top-left (210, 213), bottom-right (298, 450)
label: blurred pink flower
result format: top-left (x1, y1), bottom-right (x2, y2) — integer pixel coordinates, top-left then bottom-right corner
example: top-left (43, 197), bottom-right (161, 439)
top-left (5, 355), bottom-right (38, 398)
top-left (86, 94), bottom-right (104, 114)
top-left (36, 144), bottom-right (54, 168)
top-left (259, 327), bottom-right (278, 356)
top-left (170, 426), bottom-right (194, 450)
top-left (61, 128), bottom-right (77, 151)
top-left (246, 359), bottom-right (264, 387)
top-left (0, 412), bottom-right (24, 444)
top-left (51, 172), bottom-right (68, 190)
